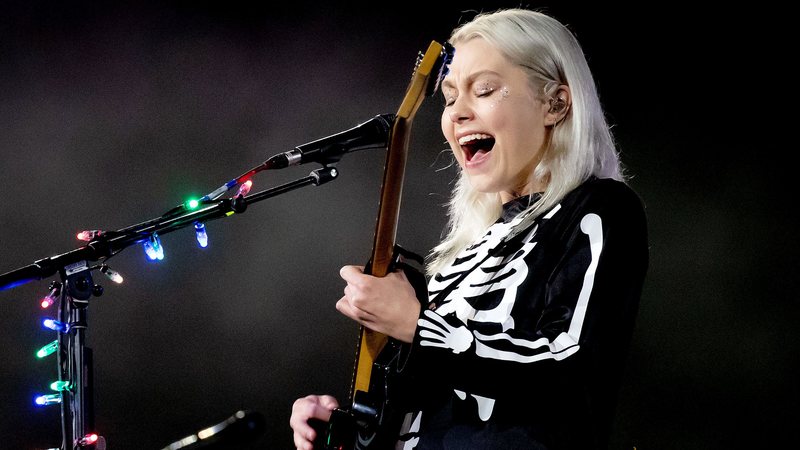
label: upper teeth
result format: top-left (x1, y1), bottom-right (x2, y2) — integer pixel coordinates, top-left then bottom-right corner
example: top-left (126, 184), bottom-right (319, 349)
top-left (458, 133), bottom-right (493, 145)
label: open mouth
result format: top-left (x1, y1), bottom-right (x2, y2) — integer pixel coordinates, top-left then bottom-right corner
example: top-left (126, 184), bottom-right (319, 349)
top-left (458, 133), bottom-right (495, 161)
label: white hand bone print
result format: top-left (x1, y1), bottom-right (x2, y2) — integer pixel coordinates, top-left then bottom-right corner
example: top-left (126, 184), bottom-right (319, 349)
top-left (417, 309), bottom-right (473, 353)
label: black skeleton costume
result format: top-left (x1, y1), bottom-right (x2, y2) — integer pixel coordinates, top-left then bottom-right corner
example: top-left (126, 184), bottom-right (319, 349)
top-left (396, 177), bottom-right (648, 450)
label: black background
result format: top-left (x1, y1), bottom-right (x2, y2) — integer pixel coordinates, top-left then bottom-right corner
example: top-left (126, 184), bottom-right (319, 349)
top-left (0, 1), bottom-right (793, 449)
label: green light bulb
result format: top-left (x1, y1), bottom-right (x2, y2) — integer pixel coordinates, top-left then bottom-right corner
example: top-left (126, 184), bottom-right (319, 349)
top-left (186, 198), bottom-right (200, 210)
top-left (36, 340), bottom-right (58, 358)
top-left (50, 380), bottom-right (71, 392)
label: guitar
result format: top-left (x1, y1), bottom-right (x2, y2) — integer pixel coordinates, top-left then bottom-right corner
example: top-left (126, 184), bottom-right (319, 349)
top-left (314, 40), bottom-right (453, 450)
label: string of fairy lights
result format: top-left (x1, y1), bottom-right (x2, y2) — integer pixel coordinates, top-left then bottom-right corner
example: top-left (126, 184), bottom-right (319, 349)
top-left (19, 112), bottom-right (388, 448)
top-left (29, 179), bottom-right (256, 448)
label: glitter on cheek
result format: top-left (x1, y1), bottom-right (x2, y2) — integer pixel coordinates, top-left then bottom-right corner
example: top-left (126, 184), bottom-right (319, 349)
top-left (490, 86), bottom-right (510, 109)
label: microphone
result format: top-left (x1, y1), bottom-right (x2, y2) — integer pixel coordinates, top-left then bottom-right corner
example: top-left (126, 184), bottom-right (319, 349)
top-left (161, 410), bottom-right (266, 449)
top-left (264, 113), bottom-right (395, 169)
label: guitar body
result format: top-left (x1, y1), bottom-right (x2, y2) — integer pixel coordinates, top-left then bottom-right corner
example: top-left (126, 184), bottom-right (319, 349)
top-left (316, 339), bottom-right (408, 450)
top-left (313, 40), bottom-right (453, 450)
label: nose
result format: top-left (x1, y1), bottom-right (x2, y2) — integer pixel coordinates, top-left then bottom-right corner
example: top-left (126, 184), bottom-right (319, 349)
top-left (447, 97), bottom-right (473, 123)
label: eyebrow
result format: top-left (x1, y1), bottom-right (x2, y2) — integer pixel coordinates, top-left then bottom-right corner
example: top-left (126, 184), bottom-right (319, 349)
top-left (441, 70), bottom-right (502, 91)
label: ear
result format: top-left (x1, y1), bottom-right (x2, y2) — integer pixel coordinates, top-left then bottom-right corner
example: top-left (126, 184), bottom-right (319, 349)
top-left (545, 85), bottom-right (571, 126)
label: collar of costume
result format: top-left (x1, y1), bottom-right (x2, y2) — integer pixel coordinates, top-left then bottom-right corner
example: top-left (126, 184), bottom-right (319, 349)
top-left (500, 192), bottom-right (542, 223)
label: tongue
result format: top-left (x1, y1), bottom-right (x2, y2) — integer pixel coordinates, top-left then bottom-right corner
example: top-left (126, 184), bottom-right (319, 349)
top-left (470, 149), bottom-right (491, 164)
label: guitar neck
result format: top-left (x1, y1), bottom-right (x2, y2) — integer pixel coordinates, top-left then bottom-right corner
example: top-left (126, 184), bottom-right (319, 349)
top-left (369, 119), bottom-right (413, 278)
top-left (341, 38), bottom-right (450, 418)
top-left (348, 117), bottom-right (413, 399)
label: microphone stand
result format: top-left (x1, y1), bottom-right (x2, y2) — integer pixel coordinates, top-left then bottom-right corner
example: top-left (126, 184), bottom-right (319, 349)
top-left (0, 166), bottom-right (339, 449)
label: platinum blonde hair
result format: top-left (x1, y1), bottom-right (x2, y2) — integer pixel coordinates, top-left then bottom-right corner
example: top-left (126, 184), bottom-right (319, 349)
top-left (427, 8), bottom-right (624, 276)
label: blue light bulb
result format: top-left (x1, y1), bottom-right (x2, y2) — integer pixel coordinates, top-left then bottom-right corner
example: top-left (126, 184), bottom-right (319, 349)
top-left (143, 234), bottom-right (165, 261)
top-left (34, 394), bottom-right (62, 406)
top-left (195, 222), bottom-right (208, 248)
top-left (42, 318), bottom-right (69, 333)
